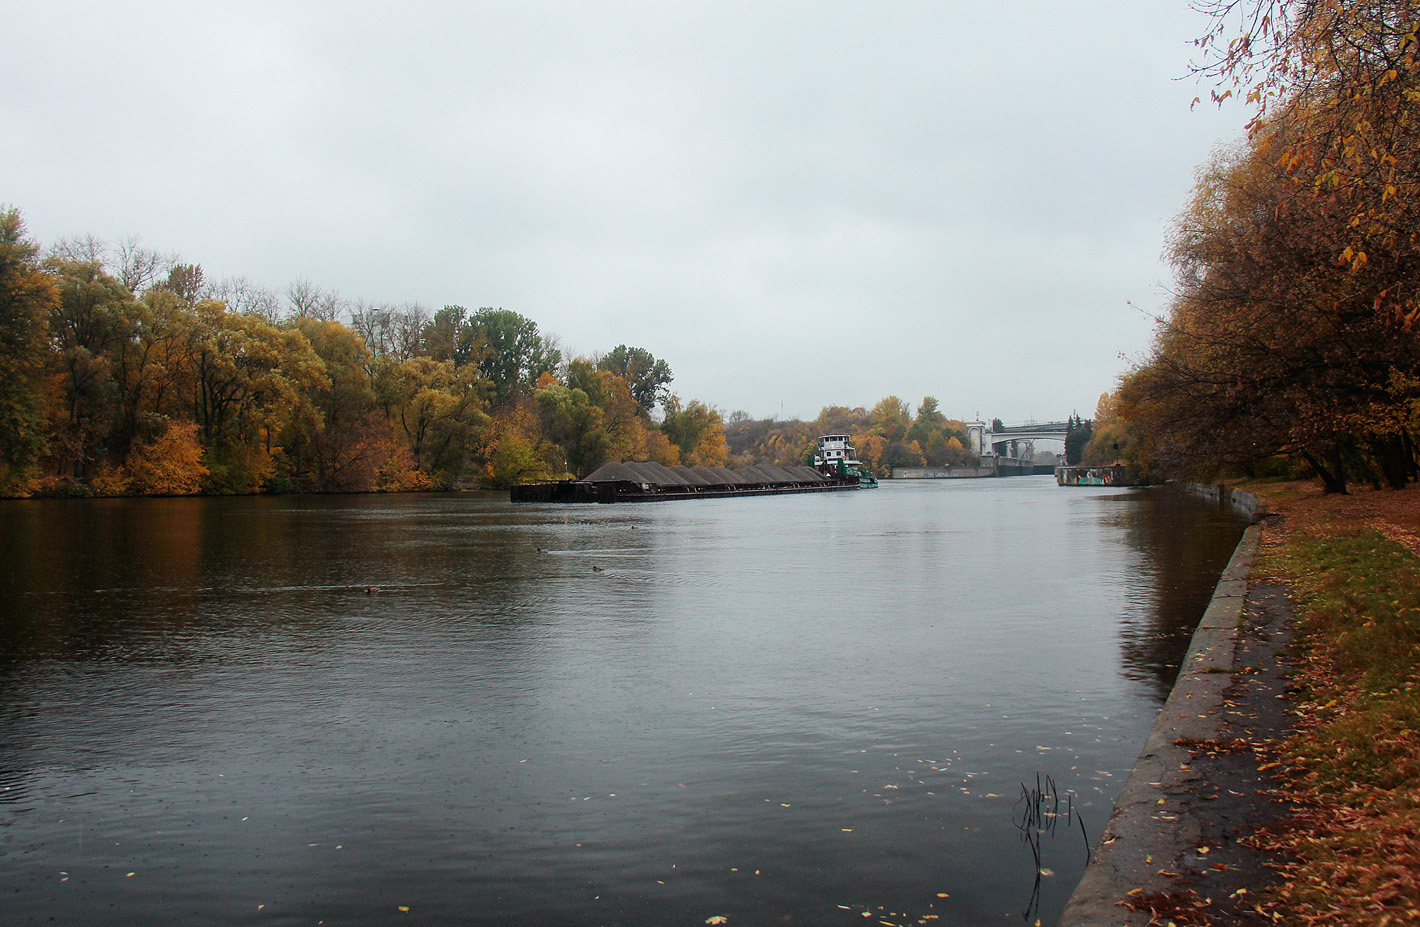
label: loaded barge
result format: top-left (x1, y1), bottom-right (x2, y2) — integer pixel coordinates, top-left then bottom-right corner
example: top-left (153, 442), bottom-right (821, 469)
top-left (511, 461), bottom-right (862, 503)
top-left (511, 436), bottom-right (876, 503)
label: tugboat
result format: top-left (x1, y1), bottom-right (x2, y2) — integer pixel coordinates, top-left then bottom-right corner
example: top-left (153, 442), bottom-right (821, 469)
top-left (813, 434), bottom-right (879, 487)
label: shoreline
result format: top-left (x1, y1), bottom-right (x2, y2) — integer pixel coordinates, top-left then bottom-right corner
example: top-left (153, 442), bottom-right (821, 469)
top-left (1059, 488), bottom-right (1291, 925)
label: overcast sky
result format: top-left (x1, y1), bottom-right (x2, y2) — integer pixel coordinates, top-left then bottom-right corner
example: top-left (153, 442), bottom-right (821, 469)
top-left (6, 1), bottom-right (1251, 424)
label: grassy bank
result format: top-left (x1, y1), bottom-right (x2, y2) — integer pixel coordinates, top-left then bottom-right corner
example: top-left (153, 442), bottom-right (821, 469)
top-left (1250, 483), bottom-right (1420, 924)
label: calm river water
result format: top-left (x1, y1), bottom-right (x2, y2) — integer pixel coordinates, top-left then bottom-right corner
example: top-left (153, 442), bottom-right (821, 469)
top-left (0, 477), bottom-right (1245, 926)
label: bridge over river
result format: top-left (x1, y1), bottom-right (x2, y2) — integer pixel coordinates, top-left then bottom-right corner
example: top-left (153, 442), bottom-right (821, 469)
top-left (966, 419), bottom-right (1071, 458)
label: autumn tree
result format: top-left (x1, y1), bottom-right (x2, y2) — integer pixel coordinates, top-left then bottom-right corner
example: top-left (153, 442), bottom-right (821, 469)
top-left (870, 395), bottom-right (911, 442)
top-left (815, 405), bottom-right (872, 437)
top-left (374, 356), bottom-right (489, 487)
top-left (885, 439), bottom-right (926, 469)
top-left (1122, 101), bottom-right (1420, 491)
top-left (1135, 0), bottom-right (1420, 491)
top-left (535, 382), bottom-right (610, 478)
top-left (1195, 0), bottom-right (1420, 265)
top-left (1082, 392), bottom-right (1140, 469)
top-left (910, 395), bottom-right (944, 429)
top-left (567, 359), bottom-right (649, 462)
top-left (660, 396), bottom-right (728, 466)
top-left (724, 416), bottom-right (816, 467)
top-left (854, 433), bottom-right (887, 474)
top-left (190, 302), bottom-right (327, 492)
top-left (36, 256), bottom-right (206, 486)
top-left (45, 259), bottom-right (137, 477)
top-left (598, 344), bottom-right (673, 416)
top-left (283, 318), bottom-right (388, 491)
top-left (125, 420), bottom-right (208, 495)
top-left (477, 404), bottom-right (559, 488)
top-left (106, 287), bottom-right (198, 457)
top-left (161, 264), bottom-right (206, 308)
top-left (2, 206), bottom-right (889, 494)
top-left (906, 396), bottom-right (971, 466)
top-left (942, 436), bottom-right (971, 465)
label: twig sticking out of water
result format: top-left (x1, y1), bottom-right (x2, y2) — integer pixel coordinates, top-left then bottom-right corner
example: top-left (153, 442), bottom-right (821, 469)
top-left (1012, 773), bottom-right (1093, 922)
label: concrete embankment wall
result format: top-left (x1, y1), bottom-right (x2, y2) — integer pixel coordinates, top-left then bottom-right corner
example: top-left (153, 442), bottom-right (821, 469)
top-left (1183, 482), bottom-right (1264, 521)
top-left (1058, 486), bottom-right (1262, 925)
top-left (890, 466), bottom-right (995, 479)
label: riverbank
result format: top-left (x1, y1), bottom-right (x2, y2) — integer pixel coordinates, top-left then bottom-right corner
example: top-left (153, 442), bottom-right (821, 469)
top-left (1060, 480), bottom-right (1420, 926)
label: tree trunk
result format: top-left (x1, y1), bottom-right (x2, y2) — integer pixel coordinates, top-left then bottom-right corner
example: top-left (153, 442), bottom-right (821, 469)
top-left (1369, 435), bottom-right (1410, 490)
top-left (1303, 448), bottom-right (1348, 495)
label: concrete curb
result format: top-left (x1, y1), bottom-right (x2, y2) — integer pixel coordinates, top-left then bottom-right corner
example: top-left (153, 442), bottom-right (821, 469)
top-left (1057, 490), bottom-right (1263, 926)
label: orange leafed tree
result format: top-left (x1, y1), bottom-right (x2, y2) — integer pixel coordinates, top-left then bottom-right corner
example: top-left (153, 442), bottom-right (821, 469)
top-left (1115, 0), bottom-right (1420, 491)
top-left (127, 420), bottom-right (209, 495)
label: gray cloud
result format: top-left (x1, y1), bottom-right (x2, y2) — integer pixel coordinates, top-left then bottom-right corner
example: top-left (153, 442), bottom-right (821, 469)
top-left (5, 1), bottom-right (1250, 422)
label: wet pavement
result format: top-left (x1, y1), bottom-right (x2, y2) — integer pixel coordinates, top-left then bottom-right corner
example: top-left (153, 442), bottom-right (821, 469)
top-left (1060, 524), bottom-right (1297, 926)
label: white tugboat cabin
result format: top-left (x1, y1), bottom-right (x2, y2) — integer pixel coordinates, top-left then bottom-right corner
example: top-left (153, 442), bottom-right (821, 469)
top-left (813, 434), bottom-right (860, 468)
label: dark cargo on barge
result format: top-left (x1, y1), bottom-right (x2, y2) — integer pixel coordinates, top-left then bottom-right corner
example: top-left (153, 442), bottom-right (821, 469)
top-left (510, 460), bottom-right (864, 503)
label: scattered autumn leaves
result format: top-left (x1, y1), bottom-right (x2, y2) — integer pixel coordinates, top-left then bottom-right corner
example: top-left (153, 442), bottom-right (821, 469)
top-left (1247, 483), bottom-right (1420, 925)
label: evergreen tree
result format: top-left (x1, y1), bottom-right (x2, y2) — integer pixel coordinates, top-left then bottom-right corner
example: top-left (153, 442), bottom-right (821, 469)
top-left (1064, 414), bottom-right (1093, 466)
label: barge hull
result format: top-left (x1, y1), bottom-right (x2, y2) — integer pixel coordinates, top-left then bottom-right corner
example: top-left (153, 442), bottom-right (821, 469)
top-left (511, 479), bottom-right (859, 503)
top-left (511, 460), bottom-right (865, 503)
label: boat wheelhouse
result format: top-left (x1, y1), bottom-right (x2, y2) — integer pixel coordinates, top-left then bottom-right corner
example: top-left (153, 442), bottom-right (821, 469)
top-left (813, 434), bottom-right (859, 468)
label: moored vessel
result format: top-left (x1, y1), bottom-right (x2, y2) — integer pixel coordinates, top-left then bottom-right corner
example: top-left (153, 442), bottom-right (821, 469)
top-left (814, 435), bottom-right (878, 487)
top-left (511, 461), bottom-right (861, 503)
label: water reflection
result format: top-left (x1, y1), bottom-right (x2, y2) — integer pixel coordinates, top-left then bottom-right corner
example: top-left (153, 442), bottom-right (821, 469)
top-left (0, 480), bottom-right (1245, 926)
top-left (1099, 489), bottom-right (1247, 700)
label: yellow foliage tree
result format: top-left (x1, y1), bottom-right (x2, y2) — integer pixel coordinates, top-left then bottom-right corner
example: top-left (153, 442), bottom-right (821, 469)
top-left (644, 430), bottom-right (679, 466)
top-left (128, 421), bottom-right (209, 495)
top-left (687, 420), bottom-right (729, 466)
top-left (478, 407), bottom-right (558, 488)
top-left (87, 462), bottom-right (130, 497)
top-left (943, 436), bottom-right (971, 465)
top-left (854, 433), bottom-right (887, 473)
top-left (373, 438), bottom-right (433, 492)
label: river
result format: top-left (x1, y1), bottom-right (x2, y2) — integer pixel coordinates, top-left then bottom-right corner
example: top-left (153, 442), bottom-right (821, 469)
top-left (0, 477), bottom-right (1245, 926)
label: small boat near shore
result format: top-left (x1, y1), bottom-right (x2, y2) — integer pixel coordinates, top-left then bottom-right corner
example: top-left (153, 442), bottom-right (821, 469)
top-left (1055, 464), bottom-right (1140, 486)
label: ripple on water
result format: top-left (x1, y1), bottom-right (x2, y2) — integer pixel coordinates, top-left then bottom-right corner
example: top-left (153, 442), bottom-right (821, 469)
top-left (0, 481), bottom-right (1245, 926)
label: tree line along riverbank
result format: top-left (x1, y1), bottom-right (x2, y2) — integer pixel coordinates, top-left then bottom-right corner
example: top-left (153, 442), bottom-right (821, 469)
top-left (0, 207), bottom-right (1021, 500)
top-left (1073, 1), bottom-right (1420, 497)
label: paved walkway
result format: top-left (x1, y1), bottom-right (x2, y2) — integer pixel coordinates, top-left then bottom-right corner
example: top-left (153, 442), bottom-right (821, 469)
top-left (1058, 523), bottom-right (1296, 926)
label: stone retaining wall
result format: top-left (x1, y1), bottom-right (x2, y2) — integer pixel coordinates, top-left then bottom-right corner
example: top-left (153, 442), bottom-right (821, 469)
top-left (1184, 483), bottom-right (1263, 521)
top-left (1058, 488), bottom-right (1264, 924)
